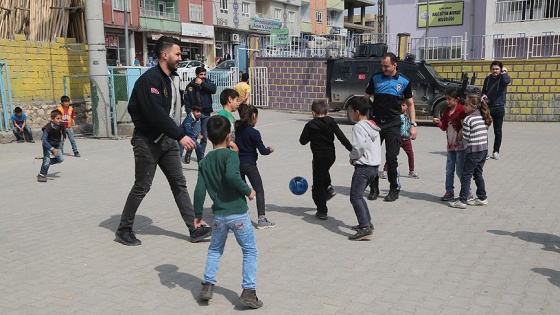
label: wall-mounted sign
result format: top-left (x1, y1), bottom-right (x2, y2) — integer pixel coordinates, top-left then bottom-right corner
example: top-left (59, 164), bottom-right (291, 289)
top-left (250, 16), bottom-right (282, 31)
top-left (417, 1), bottom-right (464, 28)
top-left (181, 23), bottom-right (215, 38)
top-left (270, 29), bottom-right (290, 45)
top-left (105, 34), bottom-right (118, 48)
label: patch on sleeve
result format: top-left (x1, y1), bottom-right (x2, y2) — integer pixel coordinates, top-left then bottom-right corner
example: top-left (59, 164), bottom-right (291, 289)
top-left (150, 87), bottom-right (160, 95)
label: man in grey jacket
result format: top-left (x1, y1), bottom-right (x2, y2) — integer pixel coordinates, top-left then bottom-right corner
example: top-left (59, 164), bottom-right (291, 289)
top-left (347, 97), bottom-right (382, 241)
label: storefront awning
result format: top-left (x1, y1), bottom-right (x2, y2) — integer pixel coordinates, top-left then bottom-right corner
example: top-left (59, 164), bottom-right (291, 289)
top-left (149, 33), bottom-right (214, 45)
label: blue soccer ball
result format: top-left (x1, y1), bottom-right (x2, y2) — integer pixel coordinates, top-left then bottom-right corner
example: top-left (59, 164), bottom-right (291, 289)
top-left (289, 176), bottom-right (308, 195)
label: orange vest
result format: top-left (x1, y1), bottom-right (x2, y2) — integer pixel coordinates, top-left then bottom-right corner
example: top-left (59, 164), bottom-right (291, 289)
top-left (57, 105), bottom-right (74, 128)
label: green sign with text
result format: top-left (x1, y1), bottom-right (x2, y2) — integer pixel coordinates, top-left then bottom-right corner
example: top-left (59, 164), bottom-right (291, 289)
top-left (417, 1), bottom-right (464, 28)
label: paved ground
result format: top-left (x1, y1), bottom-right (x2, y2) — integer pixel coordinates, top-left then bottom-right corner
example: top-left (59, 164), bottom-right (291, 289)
top-left (1, 109), bottom-right (559, 314)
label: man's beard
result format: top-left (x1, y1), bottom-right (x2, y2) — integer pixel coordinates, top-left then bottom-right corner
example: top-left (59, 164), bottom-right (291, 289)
top-left (167, 59), bottom-right (178, 72)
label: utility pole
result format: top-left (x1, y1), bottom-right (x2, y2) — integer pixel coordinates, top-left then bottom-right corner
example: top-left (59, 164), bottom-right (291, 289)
top-left (124, 0), bottom-right (130, 65)
top-left (85, 0), bottom-right (112, 138)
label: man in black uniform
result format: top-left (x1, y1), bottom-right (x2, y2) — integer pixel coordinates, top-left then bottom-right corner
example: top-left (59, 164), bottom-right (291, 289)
top-left (115, 36), bottom-right (212, 246)
top-left (364, 53), bottom-right (418, 202)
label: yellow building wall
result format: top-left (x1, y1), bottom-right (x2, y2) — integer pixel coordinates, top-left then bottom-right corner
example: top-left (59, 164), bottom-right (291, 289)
top-left (0, 35), bottom-right (89, 103)
top-left (431, 59), bottom-right (560, 122)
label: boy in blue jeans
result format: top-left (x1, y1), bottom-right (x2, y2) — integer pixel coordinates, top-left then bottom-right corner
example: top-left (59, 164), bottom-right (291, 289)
top-left (37, 110), bottom-right (65, 182)
top-left (193, 115), bottom-right (262, 309)
top-left (180, 105), bottom-right (203, 164)
top-left (11, 107), bottom-right (34, 143)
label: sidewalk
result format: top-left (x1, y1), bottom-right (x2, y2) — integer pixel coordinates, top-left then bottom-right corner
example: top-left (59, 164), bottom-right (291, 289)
top-left (1, 109), bottom-right (559, 314)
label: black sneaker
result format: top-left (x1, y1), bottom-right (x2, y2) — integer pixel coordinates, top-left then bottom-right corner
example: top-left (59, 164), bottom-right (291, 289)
top-left (315, 212), bottom-right (328, 220)
top-left (441, 192), bottom-right (454, 201)
top-left (350, 223), bottom-right (374, 231)
top-left (348, 227), bottom-right (373, 241)
top-left (239, 289), bottom-right (263, 309)
top-left (199, 282), bottom-right (215, 301)
top-left (190, 226), bottom-right (212, 243)
top-left (183, 154), bottom-right (191, 164)
top-left (384, 189), bottom-right (399, 202)
top-left (114, 230), bottom-right (141, 246)
top-left (367, 186), bottom-right (379, 200)
top-left (326, 185), bottom-right (337, 201)
top-left (74, 152), bottom-right (81, 157)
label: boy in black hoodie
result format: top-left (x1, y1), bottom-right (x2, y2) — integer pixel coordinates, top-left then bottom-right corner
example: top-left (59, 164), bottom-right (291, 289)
top-left (300, 100), bottom-right (353, 220)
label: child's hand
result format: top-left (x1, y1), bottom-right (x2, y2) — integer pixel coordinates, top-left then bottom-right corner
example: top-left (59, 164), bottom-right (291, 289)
top-left (349, 159), bottom-right (354, 165)
top-left (248, 189), bottom-right (256, 201)
top-left (432, 118), bottom-right (440, 124)
top-left (52, 149), bottom-right (60, 156)
top-left (194, 218), bottom-right (203, 228)
top-left (198, 134), bottom-right (203, 141)
top-left (229, 141), bottom-right (239, 152)
top-left (268, 146), bottom-right (274, 153)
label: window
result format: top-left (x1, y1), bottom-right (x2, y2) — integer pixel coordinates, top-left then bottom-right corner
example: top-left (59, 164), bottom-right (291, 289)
top-left (316, 11), bottom-right (323, 23)
top-left (301, 4), bottom-right (310, 22)
top-left (113, 0), bottom-right (130, 11)
top-left (327, 10), bottom-right (337, 26)
top-left (242, 2), bottom-right (250, 17)
top-left (140, 0), bottom-right (178, 20)
top-left (274, 8), bottom-right (282, 21)
top-left (189, 4), bottom-right (203, 22)
top-left (288, 11), bottom-right (295, 24)
top-left (220, 0), bottom-right (228, 13)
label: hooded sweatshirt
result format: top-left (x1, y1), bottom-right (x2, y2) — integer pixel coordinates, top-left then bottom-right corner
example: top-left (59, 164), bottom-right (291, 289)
top-left (349, 119), bottom-right (381, 166)
top-left (299, 116), bottom-right (352, 154)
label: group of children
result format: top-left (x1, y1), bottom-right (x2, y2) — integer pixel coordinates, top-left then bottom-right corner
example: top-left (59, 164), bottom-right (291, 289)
top-left (298, 89), bottom-right (493, 240)
top-left (15, 96), bottom-right (81, 182)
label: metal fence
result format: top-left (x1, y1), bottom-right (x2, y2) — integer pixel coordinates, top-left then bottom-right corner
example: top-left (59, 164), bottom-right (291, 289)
top-left (0, 62), bottom-right (14, 132)
top-left (496, 0), bottom-right (560, 22)
top-left (260, 31), bottom-right (560, 61)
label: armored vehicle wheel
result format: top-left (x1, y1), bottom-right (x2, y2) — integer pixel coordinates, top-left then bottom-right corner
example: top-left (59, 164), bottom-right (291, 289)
top-left (433, 100), bottom-right (448, 119)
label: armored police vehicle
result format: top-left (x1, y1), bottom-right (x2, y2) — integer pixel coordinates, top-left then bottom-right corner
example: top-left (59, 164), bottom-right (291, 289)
top-left (326, 43), bottom-right (479, 123)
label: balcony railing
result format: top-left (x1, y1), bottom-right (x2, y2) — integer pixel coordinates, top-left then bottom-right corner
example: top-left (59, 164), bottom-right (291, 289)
top-left (140, 7), bottom-right (180, 21)
top-left (259, 31), bottom-right (560, 60)
top-left (496, 0), bottom-right (560, 22)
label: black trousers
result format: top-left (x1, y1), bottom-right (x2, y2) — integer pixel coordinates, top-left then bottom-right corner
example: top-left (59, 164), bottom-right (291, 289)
top-left (118, 132), bottom-right (196, 233)
top-left (240, 163), bottom-right (266, 217)
top-left (370, 117), bottom-right (402, 191)
top-left (312, 152), bottom-right (335, 214)
top-left (490, 105), bottom-right (505, 154)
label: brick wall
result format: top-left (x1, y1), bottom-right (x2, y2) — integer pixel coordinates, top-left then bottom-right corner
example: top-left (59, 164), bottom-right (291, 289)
top-left (432, 59), bottom-right (560, 122)
top-left (255, 58), bottom-right (327, 112)
top-left (0, 35), bottom-right (89, 103)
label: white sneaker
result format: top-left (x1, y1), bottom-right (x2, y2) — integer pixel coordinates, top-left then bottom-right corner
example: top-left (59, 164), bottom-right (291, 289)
top-left (448, 200), bottom-right (467, 209)
top-left (467, 198), bottom-right (488, 206)
top-left (492, 152), bottom-right (500, 160)
top-left (380, 171), bottom-right (387, 179)
top-left (408, 171), bottom-right (419, 179)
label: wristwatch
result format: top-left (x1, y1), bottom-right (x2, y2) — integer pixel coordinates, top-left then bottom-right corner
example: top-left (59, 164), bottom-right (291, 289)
top-left (411, 122), bottom-right (418, 127)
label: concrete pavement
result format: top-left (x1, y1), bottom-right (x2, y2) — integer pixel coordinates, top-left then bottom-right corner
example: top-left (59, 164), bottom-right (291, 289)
top-left (1, 109), bottom-right (559, 314)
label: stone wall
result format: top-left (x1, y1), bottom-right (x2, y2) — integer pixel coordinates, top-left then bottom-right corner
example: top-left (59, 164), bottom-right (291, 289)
top-left (255, 58), bottom-right (327, 112)
top-left (431, 59), bottom-right (560, 122)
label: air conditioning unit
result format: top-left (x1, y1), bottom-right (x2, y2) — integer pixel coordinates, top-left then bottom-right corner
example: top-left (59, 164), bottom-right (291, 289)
top-left (231, 33), bottom-right (240, 43)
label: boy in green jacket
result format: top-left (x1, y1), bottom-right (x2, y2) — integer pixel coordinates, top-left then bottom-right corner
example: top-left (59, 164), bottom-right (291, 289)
top-left (193, 115), bottom-right (262, 309)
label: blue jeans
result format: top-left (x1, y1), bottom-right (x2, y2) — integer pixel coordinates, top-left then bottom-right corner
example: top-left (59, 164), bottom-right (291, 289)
top-left (39, 146), bottom-right (64, 176)
top-left (204, 212), bottom-right (258, 290)
top-left (63, 128), bottom-right (79, 154)
top-left (13, 125), bottom-right (33, 141)
top-left (459, 150), bottom-right (487, 203)
top-left (445, 150), bottom-right (467, 193)
top-left (350, 165), bottom-right (378, 228)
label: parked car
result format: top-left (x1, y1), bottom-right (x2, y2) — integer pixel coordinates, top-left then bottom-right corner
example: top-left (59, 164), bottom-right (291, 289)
top-left (178, 60), bottom-right (210, 72)
top-left (211, 60), bottom-right (236, 71)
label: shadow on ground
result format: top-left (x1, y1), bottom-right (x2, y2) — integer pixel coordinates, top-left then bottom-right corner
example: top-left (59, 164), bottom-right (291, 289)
top-left (488, 230), bottom-right (560, 289)
top-left (154, 264), bottom-right (243, 308)
top-left (99, 214), bottom-right (191, 242)
top-left (266, 204), bottom-right (355, 238)
top-left (487, 230), bottom-right (560, 253)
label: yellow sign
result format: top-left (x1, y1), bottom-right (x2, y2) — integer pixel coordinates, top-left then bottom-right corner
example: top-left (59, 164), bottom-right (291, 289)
top-left (417, 1), bottom-right (464, 28)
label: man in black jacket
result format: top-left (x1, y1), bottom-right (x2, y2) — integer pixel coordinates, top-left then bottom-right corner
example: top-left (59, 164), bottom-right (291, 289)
top-left (115, 36), bottom-right (212, 246)
top-left (184, 66), bottom-right (216, 157)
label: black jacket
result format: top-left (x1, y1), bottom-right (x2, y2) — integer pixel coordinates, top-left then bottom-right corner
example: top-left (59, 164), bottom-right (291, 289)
top-left (184, 78), bottom-right (217, 115)
top-left (299, 116), bottom-right (352, 154)
top-left (127, 65), bottom-right (186, 142)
